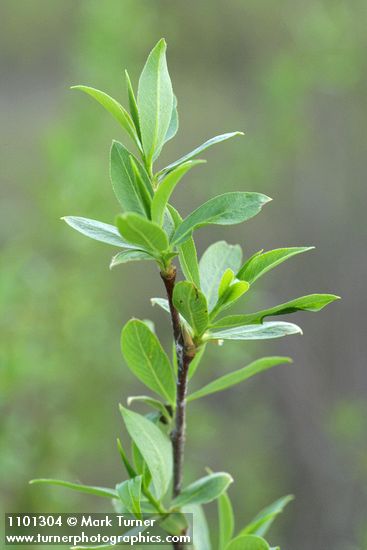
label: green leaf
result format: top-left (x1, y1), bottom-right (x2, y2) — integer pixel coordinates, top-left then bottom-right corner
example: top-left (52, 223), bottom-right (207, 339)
top-left (184, 504), bottom-right (211, 550)
top-left (159, 131), bottom-right (244, 176)
top-left (173, 192), bottom-right (271, 246)
top-left (207, 322), bottom-right (303, 341)
top-left (226, 535), bottom-right (270, 550)
top-left (151, 161), bottom-right (204, 226)
top-left (218, 492), bottom-right (234, 550)
top-left (127, 395), bottom-right (171, 422)
top-left (117, 438), bottom-right (137, 479)
top-left (151, 296), bottom-right (170, 313)
top-left (211, 280), bottom-right (250, 318)
top-left (62, 216), bottom-right (135, 248)
top-left (237, 247), bottom-right (314, 284)
top-left (199, 241), bottom-right (243, 311)
top-left (71, 85), bottom-right (140, 148)
top-left (240, 495), bottom-right (294, 537)
top-left (137, 38), bottom-right (173, 165)
top-left (129, 156), bottom-right (153, 215)
top-left (173, 282), bottom-right (209, 336)
top-left (172, 472), bottom-right (233, 508)
top-left (211, 294), bottom-right (340, 329)
top-left (168, 205), bottom-right (200, 287)
top-left (119, 406), bottom-right (172, 498)
top-left (188, 357), bottom-right (291, 402)
top-left (116, 213), bottom-right (169, 256)
top-left (164, 94), bottom-right (179, 144)
top-left (29, 479), bottom-right (117, 499)
top-left (131, 440), bottom-right (152, 490)
top-left (110, 141), bottom-right (152, 215)
top-left (110, 249), bottom-right (155, 269)
top-left (121, 319), bottom-right (176, 405)
top-left (125, 70), bottom-right (141, 140)
top-left (218, 269), bottom-right (236, 298)
top-left (116, 476), bottom-right (142, 518)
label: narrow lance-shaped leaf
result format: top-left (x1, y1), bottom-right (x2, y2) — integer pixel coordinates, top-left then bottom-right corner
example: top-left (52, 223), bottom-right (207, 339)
top-left (110, 249), bottom-right (155, 269)
top-left (116, 213), bottom-right (169, 256)
top-left (62, 216), bottom-right (136, 248)
top-left (129, 156), bottom-right (153, 216)
top-left (188, 357), bottom-right (292, 402)
top-left (207, 322), bottom-right (303, 341)
top-left (158, 131), bottom-right (244, 177)
top-left (29, 479), bottom-right (117, 500)
top-left (119, 406), bottom-right (172, 498)
top-left (125, 70), bottom-right (141, 140)
top-left (71, 85), bottom-right (140, 149)
top-left (218, 491), bottom-right (235, 550)
top-left (172, 472), bottom-right (233, 508)
top-left (168, 205), bottom-right (200, 288)
top-left (237, 247), bottom-right (314, 284)
top-left (131, 440), bottom-right (152, 491)
top-left (225, 535), bottom-right (270, 550)
top-left (121, 319), bottom-right (176, 406)
top-left (110, 141), bottom-right (152, 215)
top-left (211, 294), bottom-right (340, 329)
top-left (240, 495), bottom-right (294, 537)
top-left (117, 438), bottom-right (137, 479)
top-left (199, 241), bottom-right (243, 311)
top-left (172, 192), bottom-right (271, 246)
top-left (137, 38), bottom-right (173, 165)
top-left (151, 160), bottom-right (204, 226)
top-left (173, 282), bottom-right (209, 336)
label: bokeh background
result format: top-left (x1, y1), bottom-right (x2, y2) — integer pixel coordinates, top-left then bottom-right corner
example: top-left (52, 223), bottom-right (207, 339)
top-left (1, 1), bottom-right (366, 549)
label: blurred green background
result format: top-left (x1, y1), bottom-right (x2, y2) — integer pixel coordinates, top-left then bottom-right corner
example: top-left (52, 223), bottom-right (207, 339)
top-left (1, 1), bottom-right (366, 549)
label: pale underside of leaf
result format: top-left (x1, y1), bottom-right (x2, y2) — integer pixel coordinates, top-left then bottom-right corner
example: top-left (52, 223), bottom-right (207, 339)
top-left (110, 249), bottom-right (154, 269)
top-left (207, 321), bottom-right (303, 341)
top-left (62, 216), bottom-right (135, 248)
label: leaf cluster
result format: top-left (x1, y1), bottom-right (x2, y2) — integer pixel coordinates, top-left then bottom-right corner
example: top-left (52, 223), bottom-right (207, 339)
top-left (33, 39), bottom-right (339, 549)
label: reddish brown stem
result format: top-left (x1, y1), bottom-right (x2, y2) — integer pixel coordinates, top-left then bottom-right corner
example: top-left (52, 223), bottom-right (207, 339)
top-left (161, 267), bottom-right (196, 548)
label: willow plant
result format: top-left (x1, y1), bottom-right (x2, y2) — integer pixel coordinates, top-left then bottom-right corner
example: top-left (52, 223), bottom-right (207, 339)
top-left (31, 39), bottom-right (339, 550)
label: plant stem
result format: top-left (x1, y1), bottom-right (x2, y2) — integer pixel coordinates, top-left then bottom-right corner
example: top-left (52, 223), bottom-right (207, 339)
top-left (161, 266), bottom-right (196, 549)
